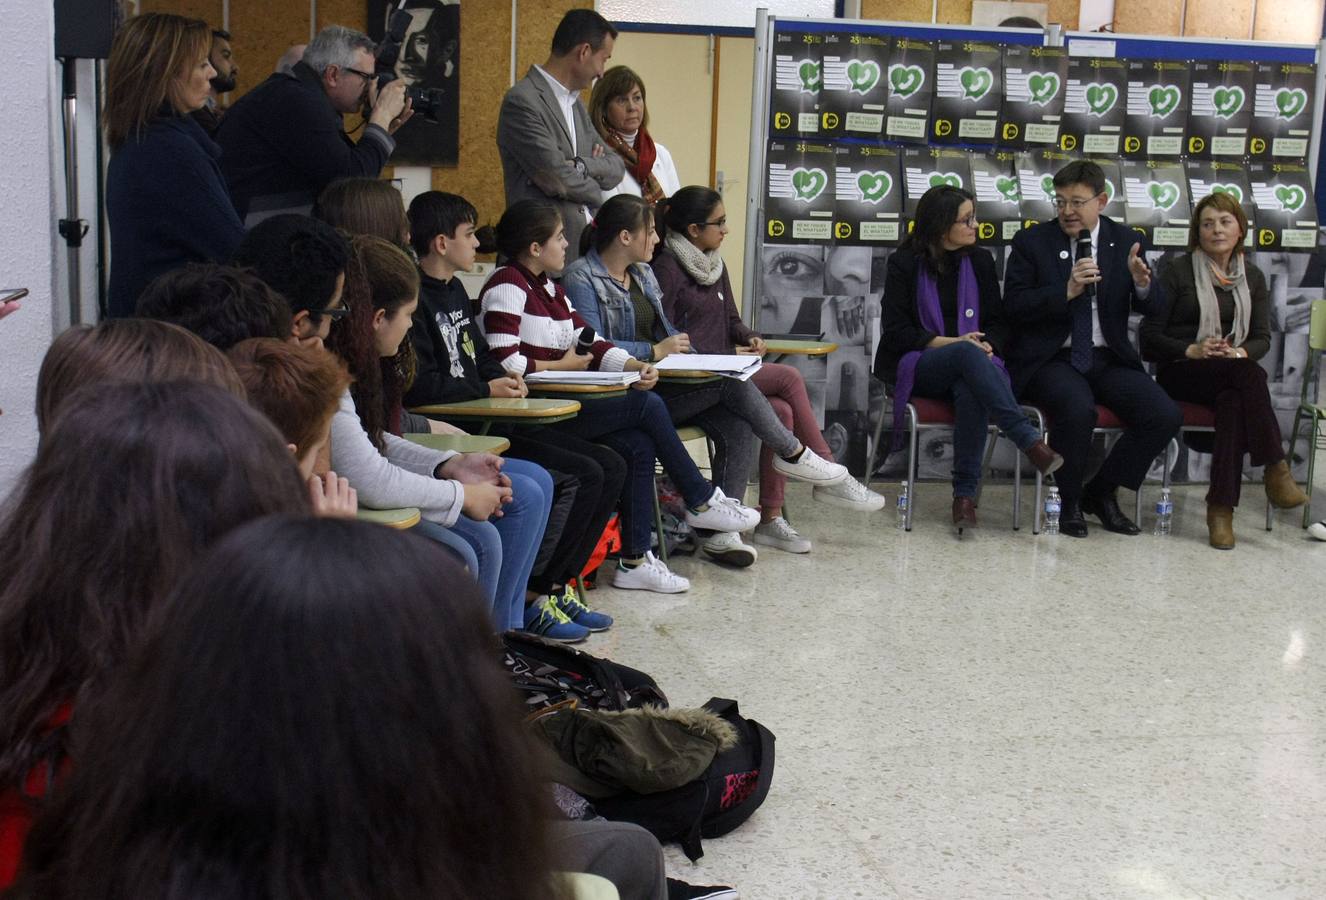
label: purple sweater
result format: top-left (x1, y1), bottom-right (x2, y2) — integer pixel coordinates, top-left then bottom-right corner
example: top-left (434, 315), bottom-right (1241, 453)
top-left (651, 248), bottom-right (756, 354)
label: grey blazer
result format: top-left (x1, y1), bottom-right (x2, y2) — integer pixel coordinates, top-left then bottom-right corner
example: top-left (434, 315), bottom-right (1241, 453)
top-left (496, 67), bottom-right (625, 266)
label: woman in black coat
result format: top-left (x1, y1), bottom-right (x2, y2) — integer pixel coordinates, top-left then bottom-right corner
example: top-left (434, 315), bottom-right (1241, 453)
top-left (1141, 192), bottom-right (1307, 549)
top-left (874, 186), bottom-right (1062, 531)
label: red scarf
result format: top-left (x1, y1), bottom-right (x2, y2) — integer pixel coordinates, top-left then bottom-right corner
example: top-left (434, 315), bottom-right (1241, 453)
top-left (605, 128), bottom-right (665, 204)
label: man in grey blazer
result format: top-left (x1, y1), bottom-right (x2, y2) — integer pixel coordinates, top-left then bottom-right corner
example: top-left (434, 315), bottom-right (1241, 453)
top-left (497, 10), bottom-right (625, 268)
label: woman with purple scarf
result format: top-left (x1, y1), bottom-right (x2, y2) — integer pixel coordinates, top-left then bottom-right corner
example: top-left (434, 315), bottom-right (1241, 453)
top-left (873, 186), bottom-right (1063, 532)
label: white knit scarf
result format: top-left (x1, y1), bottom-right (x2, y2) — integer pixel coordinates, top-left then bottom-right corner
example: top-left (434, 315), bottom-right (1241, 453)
top-left (665, 231), bottom-right (725, 287)
top-left (1191, 248), bottom-right (1251, 347)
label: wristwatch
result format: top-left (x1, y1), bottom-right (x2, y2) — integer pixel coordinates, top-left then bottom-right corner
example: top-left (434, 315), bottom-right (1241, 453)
top-left (572, 156), bottom-right (587, 176)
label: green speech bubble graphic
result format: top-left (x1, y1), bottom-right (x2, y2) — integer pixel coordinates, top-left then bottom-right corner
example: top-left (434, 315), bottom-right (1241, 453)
top-left (1148, 85), bottom-right (1180, 118)
top-left (1212, 86), bottom-right (1245, 118)
top-left (928, 172), bottom-right (962, 189)
top-left (959, 67), bottom-right (994, 101)
top-left (798, 59), bottom-right (822, 93)
top-left (856, 171), bottom-right (893, 203)
top-left (1276, 87), bottom-right (1307, 120)
top-left (889, 64), bottom-right (924, 98)
top-left (1275, 184), bottom-right (1306, 212)
top-left (791, 167), bottom-right (828, 201)
top-left (1209, 183), bottom-right (1244, 204)
top-left (1085, 83), bottom-right (1118, 116)
top-left (1147, 181), bottom-right (1180, 210)
top-left (1028, 72), bottom-right (1060, 105)
top-left (995, 175), bottom-right (1020, 203)
top-left (846, 59), bottom-right (880, 94)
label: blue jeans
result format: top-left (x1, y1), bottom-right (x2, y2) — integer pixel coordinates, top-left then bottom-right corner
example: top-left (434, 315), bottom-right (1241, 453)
top-left (554, 390), bottom-right (715, 557)
top-left (411, 518), bottom-right (497, 615)
top-left (912, 341), bottom-right (1041, 498)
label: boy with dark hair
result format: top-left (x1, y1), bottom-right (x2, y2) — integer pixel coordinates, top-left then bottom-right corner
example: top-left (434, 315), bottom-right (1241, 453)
top-left (406, 190), bottom-right (623, 635)
top-left (232, 214), bottom-right (350, 348)
top-left (135, 263), bottom-right (289, 350)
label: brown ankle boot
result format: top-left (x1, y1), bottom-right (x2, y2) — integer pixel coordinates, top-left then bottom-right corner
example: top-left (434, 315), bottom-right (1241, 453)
top-left (1264, 460), bottom-right (1309, 509)
top-left (1025, 440), bottom-right (1065, 476)
top-left (952, 496), bottom-right (978, 534)
top-left (1207, 504), bottom-right (1235, 550)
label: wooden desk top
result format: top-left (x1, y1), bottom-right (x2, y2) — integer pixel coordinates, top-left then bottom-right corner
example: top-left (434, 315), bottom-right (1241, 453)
top-left (404, 434), bottom-right (511, 455)
top-left (762, 339), bottom-right (838, 357)
top-left (657, 369), bottom-right (723, 382)
top-left (408, 397), bottom-right (581, 418)
top-left (527, 382), bottom-right (630, 396)
top-left (357, 506), bottom-right (421, 529)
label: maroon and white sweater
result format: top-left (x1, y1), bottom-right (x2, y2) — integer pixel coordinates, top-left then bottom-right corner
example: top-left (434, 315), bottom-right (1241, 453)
top-left (479, 262), bottom-right (631, 376)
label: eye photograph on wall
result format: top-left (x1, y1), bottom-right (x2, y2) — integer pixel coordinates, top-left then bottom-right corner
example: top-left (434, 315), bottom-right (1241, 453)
top-left (368, 0), bottom-right (460, 165)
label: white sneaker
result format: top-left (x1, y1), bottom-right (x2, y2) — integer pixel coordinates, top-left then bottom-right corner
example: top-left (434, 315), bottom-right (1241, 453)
top-left (813, 477), bottom-right (888, 512)
top-left (701, 530), bottom-right (758, 567)
top-left (685, 486), bottom-right (761, 533)
top-left (610, 551), bottom-right (691, 593)
top-left (751, 516), bottom-right (812, 553)
top-left (1309, 520), bottom-right (1326, 541)
top-left (772, 446), bottom-right (848, 485)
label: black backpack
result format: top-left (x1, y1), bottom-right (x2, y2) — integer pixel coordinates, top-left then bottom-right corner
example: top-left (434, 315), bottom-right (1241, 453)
top-left (591, 698), bottom-right (775, 862)
top-left (501, 631), bottom-right (668, 713)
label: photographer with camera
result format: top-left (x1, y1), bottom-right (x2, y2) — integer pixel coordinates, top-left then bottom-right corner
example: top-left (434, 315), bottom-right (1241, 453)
top-left (216, 25), bottom-right (413, 224)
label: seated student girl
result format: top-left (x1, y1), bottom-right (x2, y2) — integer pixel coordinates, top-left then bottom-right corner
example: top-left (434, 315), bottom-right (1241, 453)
top-left (406, 190), bottom-right (622, 637)
top-left (874, 185), bottom-right (1063, 532)
top-left (652, 187), bottom-right (887, 557)
top-left (479, 199), bottom-right (761, 595)
top-left (0, 380), bottom-right (310, 888)
top-left (564, 194), bottom-right (853, 567)
top-left (9, 517), bottom-right (558, 899)
top-left (326, 234), bottom-right (554, 634)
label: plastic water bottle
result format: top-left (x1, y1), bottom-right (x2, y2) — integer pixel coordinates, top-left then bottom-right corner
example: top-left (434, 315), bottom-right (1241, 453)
top-left (1043, 487), bottom-right (1061, 535)
top-left (895, 480), bottom-right (910, 529)
top-left (1154, 487), bottom-right (1173, 536)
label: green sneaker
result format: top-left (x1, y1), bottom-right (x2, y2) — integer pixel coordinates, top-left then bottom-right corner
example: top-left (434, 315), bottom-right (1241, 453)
top-left (555, 585), bottom-right (613, 632)
top-left (522, 596), bottom-right (589, 643)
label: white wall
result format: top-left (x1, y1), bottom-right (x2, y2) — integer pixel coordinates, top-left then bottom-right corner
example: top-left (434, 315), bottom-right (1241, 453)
top-left (0, 2), bottom-right (59, 499)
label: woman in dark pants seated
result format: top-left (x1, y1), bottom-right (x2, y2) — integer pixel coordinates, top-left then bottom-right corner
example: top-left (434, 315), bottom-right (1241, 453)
top-left (1141, 192), bottom-right (1307, 549)
top-left (874, 185), bottom-right (1063, 532)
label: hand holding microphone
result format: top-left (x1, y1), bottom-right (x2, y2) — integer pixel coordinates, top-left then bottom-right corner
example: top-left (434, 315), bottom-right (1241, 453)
top-left (1068, 228), bottom-right (1100, 301)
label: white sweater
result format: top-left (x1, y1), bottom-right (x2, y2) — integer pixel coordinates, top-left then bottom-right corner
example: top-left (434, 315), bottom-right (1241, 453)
top-left (603, 140), bottom-right (681, 200)
top-left (328, 390), bottom-right (465, 526)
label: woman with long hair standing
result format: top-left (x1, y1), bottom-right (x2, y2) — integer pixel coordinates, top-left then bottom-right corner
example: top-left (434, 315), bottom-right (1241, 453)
top-left (104, 13), bottom-right (245, 316)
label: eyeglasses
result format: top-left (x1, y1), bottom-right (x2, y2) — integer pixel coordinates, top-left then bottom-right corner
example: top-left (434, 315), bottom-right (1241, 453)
top-left (342, 66), bottom-right (374, 82)
top-left (311, 305), bottom-right (350, 321)
top-left (1052, 196), bottom-right (1098, 211)
top-left (956, 214), bottom-right (978, 228)
top-left (696, 217), bottom-right (727, 229)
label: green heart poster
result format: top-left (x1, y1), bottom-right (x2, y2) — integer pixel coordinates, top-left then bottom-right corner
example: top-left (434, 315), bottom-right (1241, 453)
top-left (998, 45), bottom-right (1068, 150)
top-left (1122, 60), bottom-right (1189, 160)
top-left (1185, 160), bottom-right (1256, 249)
top-left (1249, 162), bottom-right (1318, 250)
top-left (1249, 62), bottom-right (1315, 162)
top-left (1122, 159), bottom-right (1191, 247)
top-left (884, 37), bottom-right (935, 144)
top-left (770, 29), bottom-right (825, 138)
top-left (820, 31), bottom-right (890, 138)
top-left (900, 146), bottom-right (971, 217)
top-left (765, 139), bottom-right (837, 244)
top-left (969, 152), bottom-right (1022, 245)
top-left (832, 144), bottom-right (903, 246)
top-left (1060, 56), bottom-right (1128, 156)
top-left (1187, 60), bottom-right (1255, 159)
top-left (931, 40), bottom-right (1002, 145)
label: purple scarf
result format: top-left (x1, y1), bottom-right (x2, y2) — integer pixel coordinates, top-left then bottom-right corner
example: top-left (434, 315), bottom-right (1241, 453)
top-left (890, 254), bottom-right (1009, 451)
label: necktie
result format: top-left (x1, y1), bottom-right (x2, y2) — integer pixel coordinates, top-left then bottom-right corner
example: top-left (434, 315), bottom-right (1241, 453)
top-left (1070, 240), bottom-right (1094, 373)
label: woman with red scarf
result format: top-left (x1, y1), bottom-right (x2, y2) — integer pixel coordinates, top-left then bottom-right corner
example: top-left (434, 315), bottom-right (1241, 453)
top-left (589, 66), bottom-right (681, 203)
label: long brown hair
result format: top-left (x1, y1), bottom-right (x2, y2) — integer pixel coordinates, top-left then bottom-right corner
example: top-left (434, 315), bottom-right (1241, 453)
top-left (227, 338), bottom-right (352, 456)
top-left (326, 235), bottom-right (420, 448)
top-left (0, 382), bottom-right (310, 791)
top-left (104, 13), bottom-right (211, 147)
top-left (315, 178), bottom-right (412, 249)
top-left (36, 319), bottom-right (244, 438)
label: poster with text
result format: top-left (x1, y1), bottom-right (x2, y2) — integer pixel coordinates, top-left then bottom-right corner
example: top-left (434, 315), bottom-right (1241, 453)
top-left (931, 39), bottom-right (1002, 145)
top-left (1014, 149), bottom-right (1074, 225)
top-left (1185, 160), bottom-right (1256, 249)
top-left (900, 147), bottom-right (971, 216)
top-left (770, 28), bottom-right (825, 137)
top-left (969, 152), bottom-right (1022, 245)
top-left (1122, 159), bottom-right (1191, 248)
top-left (999, 45), bottom-right (1068, 150)
top-left (1249, 62), bottom-right (1316, 162)
top-left (884, 37), bottom-right (935, 144)
top-left (820, 30), bottom-right (890, 139)
top-left (1060, 56), bottom-right (1127, 156)
top-left (1249, 162), bottom-right (1318, 250)
top-left (1187, 60), bottom-right (1255, 159)
top-left (832, 144), bottom-right (904, 246)
top-left (1090, 157), bottom-right (1127, 222)
top-left (765, 139), bottom-right (837, 244)
top-left (1122, 59), bottom-right (1189, 160)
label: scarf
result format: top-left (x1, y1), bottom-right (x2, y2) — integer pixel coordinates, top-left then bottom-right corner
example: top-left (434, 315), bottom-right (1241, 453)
top-left (665, 231), bottom-right (725, 287)
top-left (603, 127), bottom-right (665, 204)
top-left (890, 254), bottom-right (1008, 451)
top-left (1191, 248), bottom-right (1251, 347)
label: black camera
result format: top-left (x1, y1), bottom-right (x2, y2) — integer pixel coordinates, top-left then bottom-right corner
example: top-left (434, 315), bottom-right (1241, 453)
top-left (374, 2), bottom-right (444, 124)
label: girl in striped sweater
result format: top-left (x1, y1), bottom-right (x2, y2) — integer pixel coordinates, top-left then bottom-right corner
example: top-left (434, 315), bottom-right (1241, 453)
top-left (480, 200), bottom-right (760, 594)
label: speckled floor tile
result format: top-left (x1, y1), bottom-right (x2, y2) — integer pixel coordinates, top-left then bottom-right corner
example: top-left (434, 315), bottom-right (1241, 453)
top-left (575, 476), bottom-right (1326, 899)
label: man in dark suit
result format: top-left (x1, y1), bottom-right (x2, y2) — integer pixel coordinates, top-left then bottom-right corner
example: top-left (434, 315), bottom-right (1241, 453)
top-left (496, 10), bottom-right (625, 267)
top-left (1004, 160), bottom-right (1181, 537)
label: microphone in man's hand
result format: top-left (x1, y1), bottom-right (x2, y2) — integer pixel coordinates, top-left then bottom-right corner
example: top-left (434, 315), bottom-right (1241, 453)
top-left (576, 326), bottom-right (596, 355)
top-left (1075, 229), bottom-right (1095, 300)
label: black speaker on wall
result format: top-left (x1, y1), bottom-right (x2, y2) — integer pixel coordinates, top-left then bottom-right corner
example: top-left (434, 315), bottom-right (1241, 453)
top-left (54, 0), bottom-right (120, 59)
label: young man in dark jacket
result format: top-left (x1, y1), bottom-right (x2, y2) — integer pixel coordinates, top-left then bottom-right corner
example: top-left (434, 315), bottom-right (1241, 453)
top-left (407, 191), bottom-right (624, 633)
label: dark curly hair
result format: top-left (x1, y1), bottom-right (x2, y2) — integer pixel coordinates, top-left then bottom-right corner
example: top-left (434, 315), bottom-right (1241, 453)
top-left (232, 214), bottom-right (349, 323)
top-left (135, 262), bottom-right (291, 349)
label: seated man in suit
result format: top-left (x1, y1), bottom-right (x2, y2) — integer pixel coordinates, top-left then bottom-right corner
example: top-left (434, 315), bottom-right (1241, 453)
top-left (496, 9), bottom-right (625, 267)
top-left (1004, 160), bottom-right (1181, 537)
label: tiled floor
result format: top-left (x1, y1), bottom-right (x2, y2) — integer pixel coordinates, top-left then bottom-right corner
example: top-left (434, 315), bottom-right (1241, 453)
top-left (581, 478), bottom-right (1326, 900)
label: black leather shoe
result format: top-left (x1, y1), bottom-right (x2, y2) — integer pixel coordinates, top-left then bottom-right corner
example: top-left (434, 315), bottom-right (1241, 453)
top-left (1081, 490), bottom-right (1141, 535)
top-left (1060, 500), bottom-right (1088, 538)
